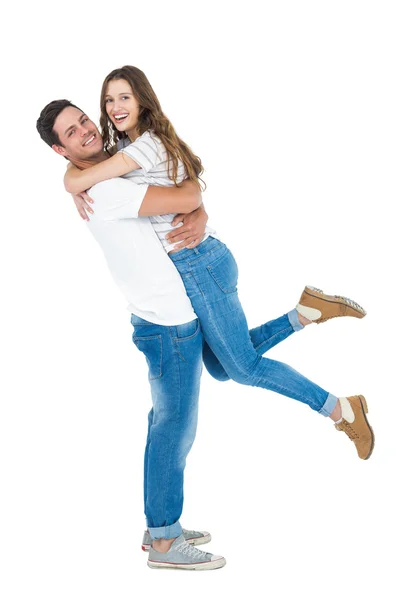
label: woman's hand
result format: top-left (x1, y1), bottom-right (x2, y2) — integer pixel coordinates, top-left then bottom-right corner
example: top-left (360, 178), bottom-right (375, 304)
top-left (72, 192), bottom-right (94, 221)
top-left (166, 203), bottom-right (209, 250)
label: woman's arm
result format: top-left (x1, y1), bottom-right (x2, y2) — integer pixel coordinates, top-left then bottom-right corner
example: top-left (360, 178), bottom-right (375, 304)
top-left (138, 179), bottom-right (202, 216)
top-left (64, 152), bottom-right (140, 195)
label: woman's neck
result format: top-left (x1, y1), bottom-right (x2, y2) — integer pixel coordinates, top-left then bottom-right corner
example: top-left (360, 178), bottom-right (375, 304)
top-left (127, 127), bottom-right (140, 142)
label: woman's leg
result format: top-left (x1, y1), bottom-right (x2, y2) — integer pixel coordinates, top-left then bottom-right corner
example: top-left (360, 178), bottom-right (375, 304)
top-left (203, 309), bottom-right (303, 381)
top-left (170, 240), bottom-right (336, 417)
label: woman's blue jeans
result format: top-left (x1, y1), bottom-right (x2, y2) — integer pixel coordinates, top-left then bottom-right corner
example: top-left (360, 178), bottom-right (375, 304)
top-left (169, 237), bottom-right (336, 412)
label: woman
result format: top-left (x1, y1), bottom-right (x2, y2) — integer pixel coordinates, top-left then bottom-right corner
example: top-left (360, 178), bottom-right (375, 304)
top-left (67, 65), bottom-right (374, 461)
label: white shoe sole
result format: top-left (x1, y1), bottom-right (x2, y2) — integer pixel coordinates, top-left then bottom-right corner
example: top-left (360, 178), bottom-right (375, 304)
top-left (147, 556), bottom-right (226, 570)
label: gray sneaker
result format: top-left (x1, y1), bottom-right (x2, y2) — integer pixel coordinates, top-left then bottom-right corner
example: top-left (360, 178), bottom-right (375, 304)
top-left (147, 534), bottom-right (226, 570)
top-left (142, 528), bottom-right (211, 551)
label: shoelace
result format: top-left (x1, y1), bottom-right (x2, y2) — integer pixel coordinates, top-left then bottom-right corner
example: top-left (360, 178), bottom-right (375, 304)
top-left (339, 420), bottom-right (359, 440)
top-left (176, 540), bottom-right (208, 559)
top-left (334, 295), bottom-right (366, 313)
top-left (308, 286), bottom-right (365, 313)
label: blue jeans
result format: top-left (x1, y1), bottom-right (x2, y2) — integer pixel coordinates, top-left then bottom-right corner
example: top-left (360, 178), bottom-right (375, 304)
top-left (169, 236), bottom-right (337, 413)
top-left (130, 314), bottom-right (203, 541)
top-left (132, 239), bottom-right (337, 539)
top-left (131, 308), bottom-right (318, 540)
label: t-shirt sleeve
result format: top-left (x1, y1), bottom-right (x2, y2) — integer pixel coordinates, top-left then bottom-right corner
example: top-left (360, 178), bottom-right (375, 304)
top-left (118, 131), bottom-right (162, 173)
top-left (88, 178), bottom-right (148, 220)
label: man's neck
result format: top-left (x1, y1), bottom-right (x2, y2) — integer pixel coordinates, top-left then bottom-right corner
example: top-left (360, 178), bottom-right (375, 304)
top-left (71, 150), bottom-right (108, 170)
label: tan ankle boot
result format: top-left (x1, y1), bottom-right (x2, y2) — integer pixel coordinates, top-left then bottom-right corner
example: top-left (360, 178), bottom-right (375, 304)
top-left (296, 286), bottom-right (367, 324)
top-left (335, 395), bottom-right (375, 460)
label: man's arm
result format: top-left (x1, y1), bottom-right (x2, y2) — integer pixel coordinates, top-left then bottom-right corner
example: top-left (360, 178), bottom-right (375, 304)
top-left (86, 177), bottom-right (201, 220)
top-left (79, 177), bottom-right (207, 249)
top-left (138, 179), bottom-right (201, 216)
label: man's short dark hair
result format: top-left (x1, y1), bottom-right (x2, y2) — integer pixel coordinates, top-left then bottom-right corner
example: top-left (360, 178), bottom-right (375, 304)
top-left (36, 99), bottom-right (83, 148)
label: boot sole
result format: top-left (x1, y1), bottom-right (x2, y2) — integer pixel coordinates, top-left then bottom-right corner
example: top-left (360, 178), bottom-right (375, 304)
top-left (358, 395), bottom-right (375, 460)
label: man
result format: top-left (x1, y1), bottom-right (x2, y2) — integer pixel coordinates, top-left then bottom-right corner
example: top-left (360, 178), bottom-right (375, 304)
top-left (37, 99), bottom-right (374, 571)
top-left (37, 100), bottom-right (227, 570)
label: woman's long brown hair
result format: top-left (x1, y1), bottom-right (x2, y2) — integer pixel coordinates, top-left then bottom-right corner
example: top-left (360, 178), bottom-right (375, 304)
top-left (100, 66), bottom-right (205, 190)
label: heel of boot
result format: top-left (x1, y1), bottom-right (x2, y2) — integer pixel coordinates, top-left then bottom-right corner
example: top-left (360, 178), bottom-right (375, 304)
top-left (360, 395), bottom-right (368, 413)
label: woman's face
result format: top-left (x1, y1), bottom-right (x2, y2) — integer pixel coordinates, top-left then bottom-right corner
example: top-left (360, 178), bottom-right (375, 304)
top-left (105, 79), bottom-right (140, 139)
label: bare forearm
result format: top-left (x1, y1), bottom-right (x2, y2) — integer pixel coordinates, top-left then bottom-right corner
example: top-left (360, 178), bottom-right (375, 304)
top-left (64, 153), bottom-right (138, 194)
top-left (195, 202), bottom-right (207, 218)
top-left (138, 181), bottom-right (202, 216)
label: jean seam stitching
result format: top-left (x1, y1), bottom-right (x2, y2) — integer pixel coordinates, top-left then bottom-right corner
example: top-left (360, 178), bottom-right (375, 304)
top-left (254, 327), bottom-right (293, 352)
top-left (163, 342), bottom-right (181, 527)
top-left (189, 275), bottom-right (250, 381)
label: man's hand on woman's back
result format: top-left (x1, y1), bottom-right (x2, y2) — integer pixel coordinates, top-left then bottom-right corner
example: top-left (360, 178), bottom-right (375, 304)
top-left (167, 203), bottom-right (209, 251)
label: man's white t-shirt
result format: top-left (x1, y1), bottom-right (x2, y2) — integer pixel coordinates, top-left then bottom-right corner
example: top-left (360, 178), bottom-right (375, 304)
top-left (85, 178), bottom-right (197, 325)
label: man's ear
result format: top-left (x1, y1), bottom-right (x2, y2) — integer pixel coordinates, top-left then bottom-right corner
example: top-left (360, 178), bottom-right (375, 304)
top-left (52, 144), bottom-right (68, 158)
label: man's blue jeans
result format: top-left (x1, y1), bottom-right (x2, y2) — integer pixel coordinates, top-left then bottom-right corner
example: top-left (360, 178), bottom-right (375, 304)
top-left (130, 314), bottom-right (203, 541)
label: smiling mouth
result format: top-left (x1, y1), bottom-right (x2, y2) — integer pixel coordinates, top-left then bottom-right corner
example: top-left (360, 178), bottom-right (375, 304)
top-left (114, 113), bottom-right (129, 124)
top-left (83, 134), bottom-right (96, 147)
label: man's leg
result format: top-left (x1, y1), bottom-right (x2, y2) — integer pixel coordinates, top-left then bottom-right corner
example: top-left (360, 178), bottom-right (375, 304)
top-left (131, 314), bottom-right (227, 569)
top-left (130, 315), bottom-right (203, 544)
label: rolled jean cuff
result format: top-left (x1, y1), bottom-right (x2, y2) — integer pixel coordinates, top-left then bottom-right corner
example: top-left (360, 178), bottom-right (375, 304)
top-left (148, 520), bottom-right (182, 540)
top-left (288, 308), bottom-right (304, 332)
top-left (319, 393), bottom-right (338, 417)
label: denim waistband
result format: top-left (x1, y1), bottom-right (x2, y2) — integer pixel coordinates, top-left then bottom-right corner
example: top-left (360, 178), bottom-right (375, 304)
top-left (169, 236), bottom-right (222, 262)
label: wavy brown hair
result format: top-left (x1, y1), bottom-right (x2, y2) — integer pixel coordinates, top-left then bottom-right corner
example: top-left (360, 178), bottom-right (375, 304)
top-left (99, 66), bottom-right (205, 190)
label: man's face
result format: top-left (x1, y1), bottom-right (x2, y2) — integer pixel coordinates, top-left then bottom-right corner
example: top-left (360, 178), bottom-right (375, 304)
top-left (52, 107), bottom-right (104, 162)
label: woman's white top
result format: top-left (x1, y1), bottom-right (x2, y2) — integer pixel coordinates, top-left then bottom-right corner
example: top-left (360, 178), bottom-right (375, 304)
top-left (118, 131), bottom-right (219, 253)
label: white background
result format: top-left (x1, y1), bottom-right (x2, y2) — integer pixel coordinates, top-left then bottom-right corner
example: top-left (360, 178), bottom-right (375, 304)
top-left (1, 1), bottom-right (399, 598)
